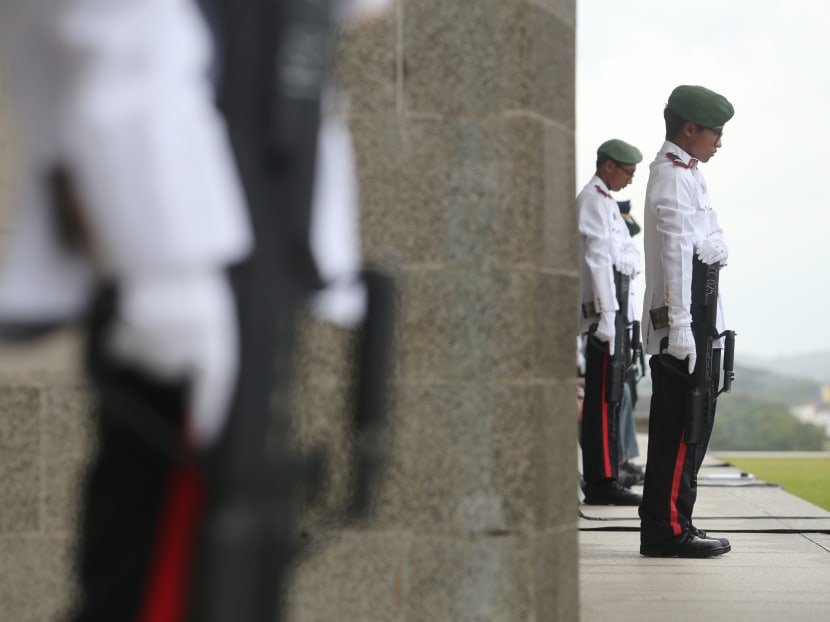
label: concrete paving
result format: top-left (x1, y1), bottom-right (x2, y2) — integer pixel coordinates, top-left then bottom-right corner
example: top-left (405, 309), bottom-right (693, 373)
top-left (578, 436), bottom-right (830, 621)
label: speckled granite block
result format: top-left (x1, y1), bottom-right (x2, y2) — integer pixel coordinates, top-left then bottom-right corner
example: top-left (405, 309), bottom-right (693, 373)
top-left (534, 272), bottom-right (579, 378)
top-left (528, 0), bottom-right (575, 27)
top-left (406, 535), bottom-right (532, 622)
top-left (294, 315), bottom-right (357, 386)
top-left (286, 532), bottom-right (405, 622)
top-left (42, 385), bottom-right (95, 534)
top-left (367, 382), bottom-right (569, 534)
top-left (294, 379), bottom-right (356, 527)
top-left (534, 382), bottom-right (580, 530)
top-left (353, 116), bottom-right (575, 269)
top-left (0, 382), bottom-right (91, 619)
top-left (541, 123), bottom-right (578, 269)
top-left (402, 0), bottom-right (574, 122)
top-left (393, 267), bottom-right (573, 380)
top-left (333, 8), bottom-right (398, 115)
top-left (0, 386), bottom-right (42, 533)
top-left (0, 535), bottom-right (74, 622)
top-left (532, 528), bottom-right (579, 621)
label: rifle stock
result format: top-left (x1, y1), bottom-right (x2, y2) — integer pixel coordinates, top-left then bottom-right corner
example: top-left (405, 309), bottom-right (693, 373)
top-left (187, 1), bottom-right (393, 620)
top-left (631, 319), bottom-right (646, 380)
top-left (348, 269), bottom-right (395, 520)
top-left (685, 258), bottom-right (735, 445)
top-left (604, 269), bottom-right (630, 405)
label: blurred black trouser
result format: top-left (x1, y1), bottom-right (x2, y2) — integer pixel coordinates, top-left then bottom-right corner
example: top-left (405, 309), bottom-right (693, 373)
top-left (67, 291), bottom-right (202, 622)
top-left (581, 334), bottom-right (619, 484)
top-left (639, 350), bottom-right (720, 544)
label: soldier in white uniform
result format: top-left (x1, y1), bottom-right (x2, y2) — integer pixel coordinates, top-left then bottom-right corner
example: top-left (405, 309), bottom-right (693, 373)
top-left (638, 85), bottom-right (734, 558)
top-left (577, 139), bottom-right (643, 506)
top-left (615, 200), bottom-right (645, 488)
top-left (0, 0), bottom-right (393, 616)
top-left (0, 0), bottom-right (251, 443)
top-left (0, 1), bottom-right (252, 618)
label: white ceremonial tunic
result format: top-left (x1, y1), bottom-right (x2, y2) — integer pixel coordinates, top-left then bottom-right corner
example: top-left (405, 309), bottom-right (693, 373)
top-left (641, 141), bottom-right (726, 355)
top-left (577, 175), bottom-right (640, 334)
top-left (0, 0), bottom-right (252, 323)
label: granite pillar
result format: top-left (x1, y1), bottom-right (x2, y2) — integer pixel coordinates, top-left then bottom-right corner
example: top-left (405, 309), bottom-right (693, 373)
top-left (289, 1), bottom-right (579, 620)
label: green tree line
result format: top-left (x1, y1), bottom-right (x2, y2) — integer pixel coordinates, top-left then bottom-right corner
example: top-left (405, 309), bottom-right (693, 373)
top-left (711, 393), bottom-right (828, 451)
top-left (732, 364), bottom-right (822, 405)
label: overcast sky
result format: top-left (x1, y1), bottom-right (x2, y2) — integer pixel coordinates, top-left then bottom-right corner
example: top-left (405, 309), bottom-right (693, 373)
top-left (576, 0), bottom-right (830, 360)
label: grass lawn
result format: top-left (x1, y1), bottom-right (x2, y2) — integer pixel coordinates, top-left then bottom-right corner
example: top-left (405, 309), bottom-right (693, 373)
top-left (714, 456), bottom-right (830, 511)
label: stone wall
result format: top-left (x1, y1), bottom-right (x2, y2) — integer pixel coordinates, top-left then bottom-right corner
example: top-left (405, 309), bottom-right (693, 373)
top-left (287, 1), bottom-right (579, 620)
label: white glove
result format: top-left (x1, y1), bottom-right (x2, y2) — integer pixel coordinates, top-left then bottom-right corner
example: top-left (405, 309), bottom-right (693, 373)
top-left (594, 311), bottom-right (616, 356)
top-left (576, 335), bottom-right (586, 376)
top-left (667, 325), bottom-right (696, 373)
top-left (615, 252), bottom-right (639, 278)
top-left (106, 268), bottom-right (238, 448)
top-left (696, 234), bottom-right (728, 265)
top-left (337, 0), bottom-right (394, 22)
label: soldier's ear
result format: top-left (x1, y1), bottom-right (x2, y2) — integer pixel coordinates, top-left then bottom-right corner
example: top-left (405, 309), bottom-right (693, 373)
top-left (682, 121), bottom-right (698, 137)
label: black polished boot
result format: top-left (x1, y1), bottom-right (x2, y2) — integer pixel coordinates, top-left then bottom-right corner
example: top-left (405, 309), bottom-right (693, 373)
top-left (690, 526), bottom-right (731, 553)
top-left (583, 479), bottom-right (642, 506)
top-left (640, 532), bottom-right (727, 558)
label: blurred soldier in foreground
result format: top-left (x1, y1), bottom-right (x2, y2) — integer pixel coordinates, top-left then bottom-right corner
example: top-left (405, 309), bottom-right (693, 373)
top-left (0, 0), bottom-right (392, 620)
top-left (0, 1), bottom-right (251, 619)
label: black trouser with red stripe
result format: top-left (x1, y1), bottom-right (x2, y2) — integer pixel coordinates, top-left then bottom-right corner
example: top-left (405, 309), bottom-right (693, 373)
top-left (581, 335), bottom-right (619, 484)
top-left (639, 350), bottom-right (720, 545)
top-left (67, 293), bottom-right (205, 622)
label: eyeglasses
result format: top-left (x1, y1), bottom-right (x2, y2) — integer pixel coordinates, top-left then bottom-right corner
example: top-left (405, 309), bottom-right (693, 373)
top-left (614, 161), bottom-right (635, 179)
top-left (698, 125), bottom-right (724, 140)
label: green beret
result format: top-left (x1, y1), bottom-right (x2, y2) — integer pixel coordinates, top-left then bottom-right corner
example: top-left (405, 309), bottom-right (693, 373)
top-left (596, 139), bottom-right (642, 165)
top-left (667, 85), bottom-right (734, 127)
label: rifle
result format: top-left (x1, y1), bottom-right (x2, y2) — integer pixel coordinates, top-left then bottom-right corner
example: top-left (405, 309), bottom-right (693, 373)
top-left (630, 319), bottom-right (646, 382)
top-left (604, 269), bottom-right (630, 406)
top-left (186, 1), bottom-right (394, 620)
top-left (685, 257), bottom-right (735, 446)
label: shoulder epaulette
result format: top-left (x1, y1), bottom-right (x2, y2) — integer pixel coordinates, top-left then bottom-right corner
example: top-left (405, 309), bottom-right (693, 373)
top-left (665, 152), bottom-right (697, 169)
top-left (594, 184), bottom-right (613, 199)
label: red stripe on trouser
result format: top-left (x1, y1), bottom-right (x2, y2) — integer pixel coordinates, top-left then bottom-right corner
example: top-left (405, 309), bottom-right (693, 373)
top-left (600, 346), bottom-right (612, 478)
top-left (138, 462), bottom-right (204, 622)
top-left (669, 434), bottom-right (688, 536)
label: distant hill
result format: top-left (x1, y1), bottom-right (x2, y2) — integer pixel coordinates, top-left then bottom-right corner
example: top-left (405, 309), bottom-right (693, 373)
top-left (636, 360), bottom-right (823, 408)
top-left (738, 350), bottom-right (830, 386)
top-left (635, 358), bottom-right (828, 450)
top-left (731, 364), bottom-right (822, 406)
top-left (715, 363), bottom-right (828, 450)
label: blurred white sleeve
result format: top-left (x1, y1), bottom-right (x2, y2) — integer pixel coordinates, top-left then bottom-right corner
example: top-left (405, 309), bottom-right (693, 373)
top-left (0, 1), bottom-right (95, 328)
top-left (304, 0), bottom-right (395, 326)
top-left (576, 335), bottom-right (586, 376)
top-left (0, 160), bottom-right (94, 326)
top-left (55, 0), bottom-right (252, 275)
top-left (336, 0), bottom-right (394, 23)
top-left (0, 0), bottom-right (250, 447)
top-left (308, 92), bottom-right (367, 327)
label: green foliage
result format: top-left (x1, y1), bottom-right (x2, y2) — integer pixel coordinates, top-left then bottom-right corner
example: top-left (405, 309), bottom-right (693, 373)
top-left (732, 364), bottom-right (822, 406)
top-left (714, 456), bottom-right (830, 511)
top-left (710, 393), bottom-right (828, 451)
